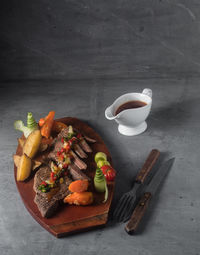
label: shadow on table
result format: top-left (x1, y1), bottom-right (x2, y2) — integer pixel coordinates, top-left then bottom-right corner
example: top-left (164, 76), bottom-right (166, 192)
top-left (148, 98), bottom-right (197, 132)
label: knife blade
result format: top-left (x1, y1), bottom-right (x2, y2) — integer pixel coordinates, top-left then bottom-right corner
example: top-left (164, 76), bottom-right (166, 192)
top-left (125, 157), bottom-right (175, 234)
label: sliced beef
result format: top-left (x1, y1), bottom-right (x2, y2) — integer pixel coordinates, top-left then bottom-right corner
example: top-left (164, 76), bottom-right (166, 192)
top-left (79, 139), bottom-right (92, 153)
top-left (48, 151), bottom-right (57, 162)
top-left (69, 164), bottom-right (91, 181)
top-left (48, 127), bottom-right (89, 169)
top-left (70, 150), bottom-right (87, 170)
top-left (33, 166), bottom-right (72, 218)
top-left (33, 126), bottom-right (96, 218)
top-left (74, 144), bottom-right (87, 159)
top-left (48, 144), bottom-right (87, 170)
top-left (84, 135), bottom-right (96, 143)
top-left (48, 139), bottom-right (63, 162)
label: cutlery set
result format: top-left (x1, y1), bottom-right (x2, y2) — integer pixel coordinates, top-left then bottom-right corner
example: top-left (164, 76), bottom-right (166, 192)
top-left (113, 149), bottom-right (175, 235)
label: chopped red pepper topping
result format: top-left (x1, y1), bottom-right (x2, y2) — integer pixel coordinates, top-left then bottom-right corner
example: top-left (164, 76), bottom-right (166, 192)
top-left (41, 181), bottom-right (47, 186)
top-left (63, 163), bottom-right (68, 169)
top-left (50, 172), bottom-right (57, 181)
top-left (61, 138), bottom-right (64, 143)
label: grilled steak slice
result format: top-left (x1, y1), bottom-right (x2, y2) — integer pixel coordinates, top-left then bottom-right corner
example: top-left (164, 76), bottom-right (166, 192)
top-left (48, 128), bottom-right (88, 169)
top-left (70, 150), bottom-right (87, 170)
top-left (48, 150), bottom-right (57, 162)
top-left (33, 166), bottom-right (51, 196)
top-left (48, 139), bottom-right (63, 162)
top-left (69, 164), bottom-right (91, 181)
top-left (84, 135), bottom-right (96, 143)
top-left (79, 139), bottom-right (92, 153)
top-left (34, 193), bottom-right (59, 218)
top-left (48, 145), bottom-right (87, 170)
top-left (74, 144), bottom-right (87, 159)
top-left (33, 166), bottom-right (72, 218)
top-left (55, 127), bottom-right (93, 153)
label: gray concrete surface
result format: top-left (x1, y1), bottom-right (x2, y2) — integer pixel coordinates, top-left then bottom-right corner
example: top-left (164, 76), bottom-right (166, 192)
top-left (0, 80), bottom-right (200, 255)
top-left (0, 0), bottom-right (200, 255)
top-left (1, 0), bottom-right (200, 81)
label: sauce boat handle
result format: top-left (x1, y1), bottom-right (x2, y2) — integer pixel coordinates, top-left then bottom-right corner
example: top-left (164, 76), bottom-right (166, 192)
top-left (142, 88), bottom-right (152, 98)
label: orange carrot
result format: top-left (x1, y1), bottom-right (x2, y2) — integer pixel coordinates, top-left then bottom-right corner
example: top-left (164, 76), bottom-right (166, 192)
top-left (64, 192), bottom-right (93, 205)
top-left (40, 111), bottom-right (55, 138)
top-left (38, 118), bottom-right (45, 127)
top-left (68, 179), bottom-right (89, 193)
top-left (52, 121), bottom-right (67, 133)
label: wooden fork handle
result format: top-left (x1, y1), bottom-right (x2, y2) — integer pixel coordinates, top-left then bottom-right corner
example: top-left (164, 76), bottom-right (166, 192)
top-left (125, 192), bottom-right (152, 234)
top-left (135, 149), bottom-right (160, 184)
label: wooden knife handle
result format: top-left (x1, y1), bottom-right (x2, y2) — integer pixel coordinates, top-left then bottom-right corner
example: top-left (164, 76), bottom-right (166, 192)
top-left (125, 192), bottom-right (152, 234)
top-left (135, 149), bottom-right (160, 184)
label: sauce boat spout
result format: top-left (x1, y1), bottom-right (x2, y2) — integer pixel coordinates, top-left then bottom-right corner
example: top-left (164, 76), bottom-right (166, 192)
top-left (105, 105), bottom-right (118, 120)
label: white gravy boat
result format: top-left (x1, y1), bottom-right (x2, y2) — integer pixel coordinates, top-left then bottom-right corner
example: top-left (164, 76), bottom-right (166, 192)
top-left (105, 88), bottom-right (152, 136)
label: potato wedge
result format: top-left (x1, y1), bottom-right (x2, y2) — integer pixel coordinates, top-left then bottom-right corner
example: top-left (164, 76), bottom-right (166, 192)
top-left (32, 160), bottom-right (42, 171)
top-left (18, 137), bottom-right (25, 148)
top-left (13, 154), bottom-right (21, 167)
top-left (17, 154), bottom-right (32, 181)
top-left (23, 130), bottom-right (42, 158)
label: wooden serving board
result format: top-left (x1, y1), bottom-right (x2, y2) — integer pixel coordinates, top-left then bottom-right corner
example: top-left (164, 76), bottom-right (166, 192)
top-left (14, 117), bottom-right (115, 237)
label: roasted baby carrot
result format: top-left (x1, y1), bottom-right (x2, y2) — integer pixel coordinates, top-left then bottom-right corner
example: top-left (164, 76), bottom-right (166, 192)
top-left (38, 118), bottom-right (45, 127)
top-left (68, 179), bottom-right (89, 193)
top-left (64, 192), bottom-right (93, 205)
top-left (40, 111), bottom-right (55, 138)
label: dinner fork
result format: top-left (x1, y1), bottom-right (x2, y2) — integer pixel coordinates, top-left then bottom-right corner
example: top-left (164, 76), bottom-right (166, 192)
top-left (113, 149), bottom-right (160, 222)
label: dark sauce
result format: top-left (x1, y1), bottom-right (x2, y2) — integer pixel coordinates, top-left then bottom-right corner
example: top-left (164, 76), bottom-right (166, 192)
top-left (115, 100), bottom-right (147, 115)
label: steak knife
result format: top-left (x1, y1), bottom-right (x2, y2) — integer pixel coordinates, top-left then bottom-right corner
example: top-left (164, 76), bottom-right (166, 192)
top-left (125, 157), bottom-right (175, 234)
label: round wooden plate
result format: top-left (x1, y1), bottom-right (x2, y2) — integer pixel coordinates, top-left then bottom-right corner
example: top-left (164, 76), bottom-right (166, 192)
top-left (14, 117), bottom-right (115, 237)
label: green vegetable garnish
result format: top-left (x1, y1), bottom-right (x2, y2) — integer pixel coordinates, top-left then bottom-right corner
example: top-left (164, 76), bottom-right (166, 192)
top-left (94, 168), bottom-right (108, 203)
top-left (94, 152), bottom-right (107, 163)
top-left (14, 112), bottom-right (38, 138)
top-left (38, 183), bottom-right (51, 193)
top-left (97, 159), bottom-right (111, 168)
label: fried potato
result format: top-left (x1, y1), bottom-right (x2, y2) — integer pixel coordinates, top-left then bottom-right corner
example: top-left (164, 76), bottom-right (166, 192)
top-left (23, 130), bottom-right (42, 159)
top-left (13, 154), bottom-right (21, 167)
top-left (14, 154), bottom-right (42, 172)
top-left (18, 137), bottom-right (25, 148)
top-left (32, 160), bottom-right (42, 171)
top-left (17, 154), bottom-right (32, 181)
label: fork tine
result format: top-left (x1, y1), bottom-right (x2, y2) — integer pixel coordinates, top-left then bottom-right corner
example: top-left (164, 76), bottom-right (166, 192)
top-left (113, 194), bottom-right (129, 220)
top-left (118, 194), bottom-right (137, 222)
top-left (113, 196), bottom-right (127, 219)
top-left (117, 196), bottom-right (133, 222)
top-left (123, 197), bottom-right (137, 222)
top-left (115, 194), bottom-right (134, 222)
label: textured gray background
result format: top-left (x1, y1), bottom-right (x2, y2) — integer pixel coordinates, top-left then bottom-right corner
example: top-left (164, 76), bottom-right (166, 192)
top-left (0, 1), bottom-right (200, 255)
